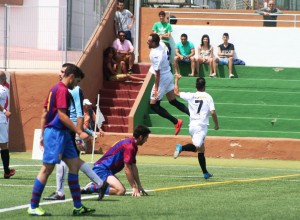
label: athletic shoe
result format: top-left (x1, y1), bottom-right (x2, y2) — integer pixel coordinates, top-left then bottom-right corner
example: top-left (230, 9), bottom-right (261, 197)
top-left (81, 181), bottom-right (94, 194)
top-left (27, 206), bottom-right (51, 216)
top-left (173, 144), bottom-right (182, 159)
top-left (203, 172), bottom-right (213, 179)
top-left (73, 205), bottom-right (95, 216)
top-left (174, 119), bottom-right (183, 135)
top-left (98, 181), bottom-right (109, 201)
top-left (4, 168), bottom-right (15, 179)
top-left (229, 73), bottom-right (234, 78)
top-left (209, 73), bottom-right (216, 78)
top-left (43, 192), bottom-right (65, 200)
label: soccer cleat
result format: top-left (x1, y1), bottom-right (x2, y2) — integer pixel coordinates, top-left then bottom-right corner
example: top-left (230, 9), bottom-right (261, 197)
top-left (4, 168), bottom-right (15, 179)
top-left (98, 181), bottom-right (109, 201)
top-left (43, 192), bottom-right (65, 200)
top-left (174, 119), bottom-right (183, 135)
top-left (203, 172), bottom-right (213, 179)
top-left (173, 144), bottom-right (182, 159)
top-left (27, 206), bottom-right (51, 216)
top-left (73, 205), bottom-right (95, 216)
top-left (81, 181), bottom-right (95, 194)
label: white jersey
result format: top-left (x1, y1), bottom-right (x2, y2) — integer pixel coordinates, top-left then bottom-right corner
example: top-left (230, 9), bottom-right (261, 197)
top-left (0, 84), bottom-right (8, 124)
top-left (149, 44), bottom-right (171, 76)
top-left (180, 91), bottom-right (215, 127)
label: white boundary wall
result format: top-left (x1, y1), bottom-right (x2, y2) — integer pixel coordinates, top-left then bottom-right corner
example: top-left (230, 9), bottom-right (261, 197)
top-left (170, 25), bottom-right (300, 68)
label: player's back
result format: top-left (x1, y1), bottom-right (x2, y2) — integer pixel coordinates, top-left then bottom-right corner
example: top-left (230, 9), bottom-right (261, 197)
top-left (182, 91), bottom-right (215, 126)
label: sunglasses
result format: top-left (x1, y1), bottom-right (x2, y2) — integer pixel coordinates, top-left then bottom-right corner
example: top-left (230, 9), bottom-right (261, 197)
top-left (119, 35), bottom-right (126, 37)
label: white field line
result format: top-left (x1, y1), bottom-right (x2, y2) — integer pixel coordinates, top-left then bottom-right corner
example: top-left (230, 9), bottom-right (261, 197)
top-left (1, 174), bottom-right (299, 213)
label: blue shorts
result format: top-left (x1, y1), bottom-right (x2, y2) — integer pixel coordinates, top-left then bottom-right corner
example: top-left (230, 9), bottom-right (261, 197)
top-left (218, 57), bottom-right (229, 65)
top-left (179, 57), bottom-right (190, 63)
top-left (43, 127), bottom-right (78, 164)
top-left (93, 165), bottom-right (113, 182)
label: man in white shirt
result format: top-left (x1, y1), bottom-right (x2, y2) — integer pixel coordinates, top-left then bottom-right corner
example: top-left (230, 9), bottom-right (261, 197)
top-left (147, 33), bottom-right (190, 135)
top-left (0, 71), bottom-right (15, 179)
top-left (173, 74), bottom-right (219, 179)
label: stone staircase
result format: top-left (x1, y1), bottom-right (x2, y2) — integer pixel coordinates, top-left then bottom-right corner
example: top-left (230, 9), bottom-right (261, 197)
top-left (99, 64), bottom-right (150, 133)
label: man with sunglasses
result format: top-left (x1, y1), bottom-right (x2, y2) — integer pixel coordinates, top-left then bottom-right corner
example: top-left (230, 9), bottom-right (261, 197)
top-left (255, 0), bottom-right (282, 27)
top-left (113, 31), bottom-right (135, 74)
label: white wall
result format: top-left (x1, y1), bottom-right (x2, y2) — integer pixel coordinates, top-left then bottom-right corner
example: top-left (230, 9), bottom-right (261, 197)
top-left (171, 25), bottom-right (300, 68)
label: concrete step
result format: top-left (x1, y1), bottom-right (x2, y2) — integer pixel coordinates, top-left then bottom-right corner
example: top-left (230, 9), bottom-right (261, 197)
top-left (100, 106), bottom-right (131, 117)
top-left (100, 89), bottom-right (139, 99)
top-left (100, 98), bottom-right (135, 108)
top-left (102, 124), bottom-right (128, 133)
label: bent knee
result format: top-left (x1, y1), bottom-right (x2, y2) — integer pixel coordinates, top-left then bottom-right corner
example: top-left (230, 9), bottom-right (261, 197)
top-left (116, 187), bottom-right (126, 196)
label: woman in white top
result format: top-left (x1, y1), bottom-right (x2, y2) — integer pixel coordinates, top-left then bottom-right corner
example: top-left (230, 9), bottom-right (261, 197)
top-left (197, 34), bottom-right (217, 77)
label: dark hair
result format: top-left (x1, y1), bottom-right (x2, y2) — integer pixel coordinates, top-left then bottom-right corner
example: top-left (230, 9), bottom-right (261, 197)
top-left (118, 30), bottom-right (126, 36)
top-left (117, 0), bottom-right (124, 4)
top-left (181, 33), bottom-right (188, 39)
top-left (201, 34), bottom-right (211, 48)
top-left (133, 125), bottom-right (151, 139)
top-left (104, 47), bottom-right (116, 57)
top-left (196, 77), bottom-right (206, 91)
top-left (64, 63), bottom-right (85, 79)
top-left (158, 11), bottom-right (166, 17)
top-left (223, 33), bottom-right (229, 37)
top-left (149, 33), bottom-right (160, 46)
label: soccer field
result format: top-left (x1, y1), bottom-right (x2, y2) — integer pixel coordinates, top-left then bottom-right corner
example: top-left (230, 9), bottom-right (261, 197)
top-left (1, 153), bottom-right (300, 219)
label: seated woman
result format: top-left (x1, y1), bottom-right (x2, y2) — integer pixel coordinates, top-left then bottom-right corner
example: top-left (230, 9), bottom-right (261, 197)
top-left (103, 47), bottom-right (144, 82)
top-left (197, 34), bottom-right (217, 78)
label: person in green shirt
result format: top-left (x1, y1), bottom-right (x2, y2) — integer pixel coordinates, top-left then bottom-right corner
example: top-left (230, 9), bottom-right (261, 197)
top-left (174, 33), bottom-right (196, 77)
top-left (152, 11), bottom-right (173, 58)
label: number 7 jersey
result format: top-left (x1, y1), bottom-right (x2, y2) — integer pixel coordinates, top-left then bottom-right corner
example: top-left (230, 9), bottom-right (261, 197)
top-left (179, 91), bottom-right (215, 127)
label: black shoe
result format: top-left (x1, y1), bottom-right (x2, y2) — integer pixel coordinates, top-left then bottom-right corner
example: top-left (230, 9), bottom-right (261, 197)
top-left (98, 181), bottom-right (109, 201)
top-left (81, 182), bottom-right (94, 194)
top-left (43, 192), bottom-right (65, 200)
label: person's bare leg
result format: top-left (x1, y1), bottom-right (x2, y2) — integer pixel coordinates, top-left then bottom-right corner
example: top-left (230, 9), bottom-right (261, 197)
top-left (174, 56), bottom-right (180, 75)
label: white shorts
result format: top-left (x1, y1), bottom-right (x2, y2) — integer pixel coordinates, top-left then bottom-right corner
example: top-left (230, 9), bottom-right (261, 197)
top-left (189, 125), bottom-right (208, 147)
top-left (0, 123), bottom-right (8, 143)
top-left (150, 73), bottom-right (174, 101)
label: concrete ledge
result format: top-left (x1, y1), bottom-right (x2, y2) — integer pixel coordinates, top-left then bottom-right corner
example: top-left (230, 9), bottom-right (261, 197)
top-left (98, 133), bottom-right (300, 160)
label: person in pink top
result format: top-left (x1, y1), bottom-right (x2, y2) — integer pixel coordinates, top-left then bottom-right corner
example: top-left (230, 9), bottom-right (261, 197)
top-left (112, 31), bottom-right (135, 74)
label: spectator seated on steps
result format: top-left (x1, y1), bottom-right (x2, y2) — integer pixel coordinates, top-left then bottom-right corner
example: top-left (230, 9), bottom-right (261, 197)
top-left (112, 31), bottom-right (135, 74)
top-left (103, 47), bottom-right (144, 82)
top-left (174, 33), bottom-right (196, 77)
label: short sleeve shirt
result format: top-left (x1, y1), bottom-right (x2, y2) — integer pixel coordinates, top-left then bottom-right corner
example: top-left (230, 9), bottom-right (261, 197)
top-left (180, 91), bottom-right (215, 127)
top-left (94, 138), bottom-right (138, 174)
top-left (114, 9), bottom-right (133, 32)
top-left (175, 41), bottom-right (195, 57)
top-left (218, 43), bottom-right (235, 55)
top-left (43, 81), bottom-right (71, 129)
top-left (152, 22), bottom-right (172, 43)
top-left (0, 84), bottom-right (8, 123)
top-left (113, 39), bottom-right (134, 52)
top-left (149, 44), bottom-right (171, 76)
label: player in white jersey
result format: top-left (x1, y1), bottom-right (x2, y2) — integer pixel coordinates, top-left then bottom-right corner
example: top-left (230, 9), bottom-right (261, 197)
top-left (0, 71), bottom-right (15, 179)
top-left (147, 33), bottom-right (190, 135)
top-left (173, 74), bottom-right (219, 179)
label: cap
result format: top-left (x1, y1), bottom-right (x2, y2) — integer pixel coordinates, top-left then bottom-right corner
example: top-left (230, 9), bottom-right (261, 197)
top-left (83, 99), bottom-right (92, 105)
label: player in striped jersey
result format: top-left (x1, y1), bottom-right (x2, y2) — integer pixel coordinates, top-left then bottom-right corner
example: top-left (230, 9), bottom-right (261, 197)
top-left (81, 125), bottom-right (150, 198)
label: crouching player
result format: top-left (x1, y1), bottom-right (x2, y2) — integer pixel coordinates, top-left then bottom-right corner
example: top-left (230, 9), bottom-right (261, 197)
top-left (81, 125), bottom-right (150, 199)
top-left (173, 74), bottom-right (219, 179)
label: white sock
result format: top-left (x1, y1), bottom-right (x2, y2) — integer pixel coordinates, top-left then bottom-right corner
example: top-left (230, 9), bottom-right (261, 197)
top-left (80, 162), bottom-right (103, 186)
top-left (56, 161), bottom-right (66, 196)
